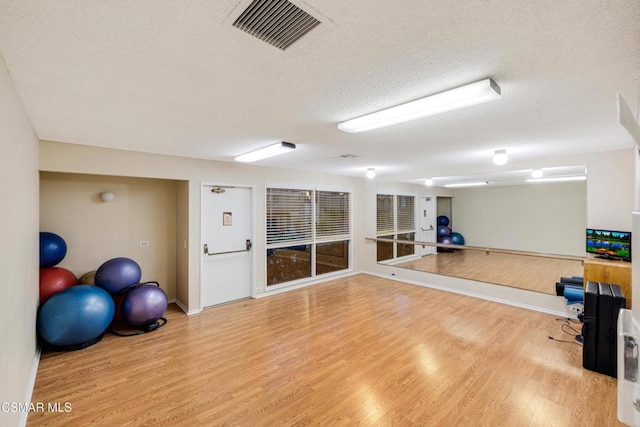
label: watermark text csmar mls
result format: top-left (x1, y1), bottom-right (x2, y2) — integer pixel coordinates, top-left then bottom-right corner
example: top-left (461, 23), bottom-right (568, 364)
top-left (1, 402), bottom-right (72, 413)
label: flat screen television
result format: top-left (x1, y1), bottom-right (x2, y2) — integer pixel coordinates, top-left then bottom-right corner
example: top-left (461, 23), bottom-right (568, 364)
top-left (586, 228), bottom-right (631, 261)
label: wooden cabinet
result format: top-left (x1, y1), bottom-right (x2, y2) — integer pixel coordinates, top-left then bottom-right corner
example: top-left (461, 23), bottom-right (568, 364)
top-left (583, 257), bottom-right (632, 308)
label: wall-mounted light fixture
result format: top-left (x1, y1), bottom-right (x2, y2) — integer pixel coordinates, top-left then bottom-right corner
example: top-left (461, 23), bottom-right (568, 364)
top-left (337, 78), bottom-right (501, 133)
top-left (100, 191), bottom-right (115, 202)
top-left (366, 168), bottom-right (376, 179)
top-left (492, 149), bottom-right (508, 166)
top-left (234, 141), bottom-right (296, 163)
top-left (424, 178), bottom-right (434, 186)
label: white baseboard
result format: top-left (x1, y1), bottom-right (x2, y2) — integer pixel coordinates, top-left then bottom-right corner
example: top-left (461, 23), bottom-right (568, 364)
top-left (19, 345), bottom-right (41, 427)
top-left (367, 272), bottom-right (575, 318)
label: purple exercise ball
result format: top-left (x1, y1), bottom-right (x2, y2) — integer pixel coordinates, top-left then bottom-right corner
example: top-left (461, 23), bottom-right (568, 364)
top-left (121, 284), bottom-right (168, 327)
top-left (95, 257), bottom-right (142, 294)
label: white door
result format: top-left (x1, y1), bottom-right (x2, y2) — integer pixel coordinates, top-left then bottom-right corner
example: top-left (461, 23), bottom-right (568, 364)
top-left (418, 196), bottom-right (436, 256)
top-left (201, 186), bottom-right (252, 307)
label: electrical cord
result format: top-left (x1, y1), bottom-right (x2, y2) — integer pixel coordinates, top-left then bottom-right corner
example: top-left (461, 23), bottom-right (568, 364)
top-left (548, 336), bottom-right (579, 344)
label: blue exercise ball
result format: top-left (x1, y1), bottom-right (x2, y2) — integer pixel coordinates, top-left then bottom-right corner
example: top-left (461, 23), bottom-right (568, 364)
top-left (40, 232), bottom-right (67, 268)
top-left (450, 232), bottom-right (465, 245)
top-left (121, 284), bottom-right (168, 327)
top-left (95, 257), bottom-right (142, 294)
top-left (37, 285), bottom-right (114, 348)
top-left (437, 225), bottom-right (451, 238)
top-left (437, 215), bottom-right (450, 226)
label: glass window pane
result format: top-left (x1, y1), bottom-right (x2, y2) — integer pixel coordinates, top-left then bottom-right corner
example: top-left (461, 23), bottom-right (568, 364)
top-left (397, 195), bottom-right (415, 233)
top-left (266, 245), bottom-right (311, 286)
top-left (316, 240), bottom-right (349, 275)
top-left (316, 191), bottom-right (350, 239)
top-left (377, 234), bottom-right (394, 262)
top-left (397, 232), bottom-right (415, 258)
top-left (377, 194), bottom-right (394, 235)
top-left (266, 188), bottom-right (312, 245)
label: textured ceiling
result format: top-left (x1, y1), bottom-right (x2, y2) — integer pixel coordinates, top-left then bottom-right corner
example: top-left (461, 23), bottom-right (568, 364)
top-left (0, 0), bottom-right (639, 182)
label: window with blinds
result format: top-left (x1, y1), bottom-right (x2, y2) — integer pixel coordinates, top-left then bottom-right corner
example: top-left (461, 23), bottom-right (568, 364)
top-left (266, 188), bottom-right (312, 245)
top-left (376, 194), bottom-right (394, 235)
top-left (316, 191), bottom-right (350, 240)
top-left (396, 195), bottom-right (415, 233)
top-left (266, 185), bottom-right (352, 286)
top-left (376, 193), bottom-right (416, 261)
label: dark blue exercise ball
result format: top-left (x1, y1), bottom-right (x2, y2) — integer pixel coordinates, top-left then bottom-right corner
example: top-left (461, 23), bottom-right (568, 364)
top-left (40, 232), bottom-right (67, 268)
top-left (437, 225), bottom-right (451, 238)
top-left (37, 285), bottom-right (114, 347)
top-left (121, 284), bottom-right (168, 327)
top-left (450, 232), bottom-right (465, 245)
top-left (437, 215), bottom-right (450, 226)
top-left (95, 257), bottom-right (142, 294)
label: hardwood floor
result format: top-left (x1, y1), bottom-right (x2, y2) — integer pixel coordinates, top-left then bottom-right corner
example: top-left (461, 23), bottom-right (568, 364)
top-left (29, 274), bottom-right (620, 426)
top-left (395, 250), bottom-right (584, 295)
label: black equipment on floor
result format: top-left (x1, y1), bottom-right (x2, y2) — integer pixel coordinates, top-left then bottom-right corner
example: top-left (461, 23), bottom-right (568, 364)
top-left (582, 281), bottom-right (626, 377)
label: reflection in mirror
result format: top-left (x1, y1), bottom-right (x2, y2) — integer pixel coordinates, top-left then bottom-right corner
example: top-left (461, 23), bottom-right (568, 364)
top-left (376, 167), bottom-right (587, 295)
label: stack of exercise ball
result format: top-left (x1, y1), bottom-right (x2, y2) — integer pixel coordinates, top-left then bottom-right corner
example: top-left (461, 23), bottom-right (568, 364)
top-left (38, 232), bottom-right (115, 350)
top-left (95, 257), bottom-right (168, 329)
top-left (37, 233), bottom-right (168, 350)
top-left (436, 216), bottom-right (466, 252)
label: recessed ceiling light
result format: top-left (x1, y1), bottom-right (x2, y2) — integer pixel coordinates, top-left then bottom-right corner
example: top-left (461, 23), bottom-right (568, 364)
top-left (531, 169), bottom-right (544, 179)
top-left (424, 178), bottom-right (434, 186)
top-left (493, 149), bottom-right (508, 166)
top-left (337, 78), bottom-right (501, 133)
top-left (234, 141), bottom-right (296, 162)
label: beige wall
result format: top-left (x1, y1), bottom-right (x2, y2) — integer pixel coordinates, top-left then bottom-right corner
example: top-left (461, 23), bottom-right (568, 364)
top-left (0, 55), bottom-right (40, 426)
top-left (39, 172), bottom-right (178, 299)
top-left (39, 140), bottom-right (367, 312)
top-left (452, 182), bottom-right (586, 256)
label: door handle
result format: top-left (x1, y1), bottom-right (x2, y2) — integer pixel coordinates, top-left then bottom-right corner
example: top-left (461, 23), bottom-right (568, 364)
top-left (203, 241), bottom-right (252, 256)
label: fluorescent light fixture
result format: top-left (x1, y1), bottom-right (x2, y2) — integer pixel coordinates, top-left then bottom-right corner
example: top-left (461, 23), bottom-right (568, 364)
top-left (337, 78), bottom-right (501, 133)
top-left (531, 169), bottom-right (544, 179)
top-left (234, 141), bottom-right (296, 162)
top-left (366, 168), bottom-right (376, 179)
top-left (492, 149), bottom-right (508, 166)
top-left (526, 176), bottom-right (586, 183)
top-left (424, 178), bottom-right (434, 186)
top-left (444, 181), bottom-right (489, 188)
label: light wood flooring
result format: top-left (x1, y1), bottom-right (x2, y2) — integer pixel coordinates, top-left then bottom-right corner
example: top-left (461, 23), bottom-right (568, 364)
top-left (29, 274), bottom-right (620, 426)
top-left (396, 250), bottom-right (584, 295)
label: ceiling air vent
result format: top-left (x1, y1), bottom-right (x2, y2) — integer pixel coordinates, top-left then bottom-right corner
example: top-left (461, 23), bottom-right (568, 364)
top-left (233, 0), bottom-right (321, 50)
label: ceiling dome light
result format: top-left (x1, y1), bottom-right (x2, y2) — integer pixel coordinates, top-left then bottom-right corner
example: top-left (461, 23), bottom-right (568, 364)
top-left (531, 169), bottom-right (544, 179)
top-left (366, 168), bottom-right (376, 179)
top-left (493, 149), bottom-right (508, 166)
top-left (424, 178), bottom-right (433, 186)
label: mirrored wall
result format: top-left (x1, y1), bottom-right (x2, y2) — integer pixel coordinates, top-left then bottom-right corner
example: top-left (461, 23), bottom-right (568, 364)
top-left (375, 170), bottom-right (587, 295)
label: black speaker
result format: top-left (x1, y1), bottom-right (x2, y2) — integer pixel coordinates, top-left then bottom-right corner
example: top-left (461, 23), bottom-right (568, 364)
top-left (596, 283), bottom-right (614, 376)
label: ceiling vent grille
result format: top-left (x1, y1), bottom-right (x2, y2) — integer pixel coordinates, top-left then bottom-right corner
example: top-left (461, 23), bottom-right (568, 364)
top-left (233, 0), bottom-right (321, 50)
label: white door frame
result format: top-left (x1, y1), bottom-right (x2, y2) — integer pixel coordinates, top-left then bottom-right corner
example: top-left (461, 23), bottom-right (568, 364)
top-left (199, 182), bottom-right (256, 310)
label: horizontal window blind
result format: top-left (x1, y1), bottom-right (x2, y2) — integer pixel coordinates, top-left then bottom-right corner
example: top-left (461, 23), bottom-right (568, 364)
top-left (316, 191), bottom-right (350, 239)
top-left (266, 187), bottom-right (312, 245)
top-left (376, 194), bottom-right (394, 235)
top-left (396, 195), bottom-right (415, 233)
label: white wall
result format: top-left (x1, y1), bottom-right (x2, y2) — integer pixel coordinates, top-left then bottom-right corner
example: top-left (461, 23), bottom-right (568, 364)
top-left (39, 140), bottom-right (367, 312)
top-left (0, 55), bottom-right (40, 427)
top-left (452, 182), bottom-right (586, 256)
top-left (39, 172), bottom-right (178, 299)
